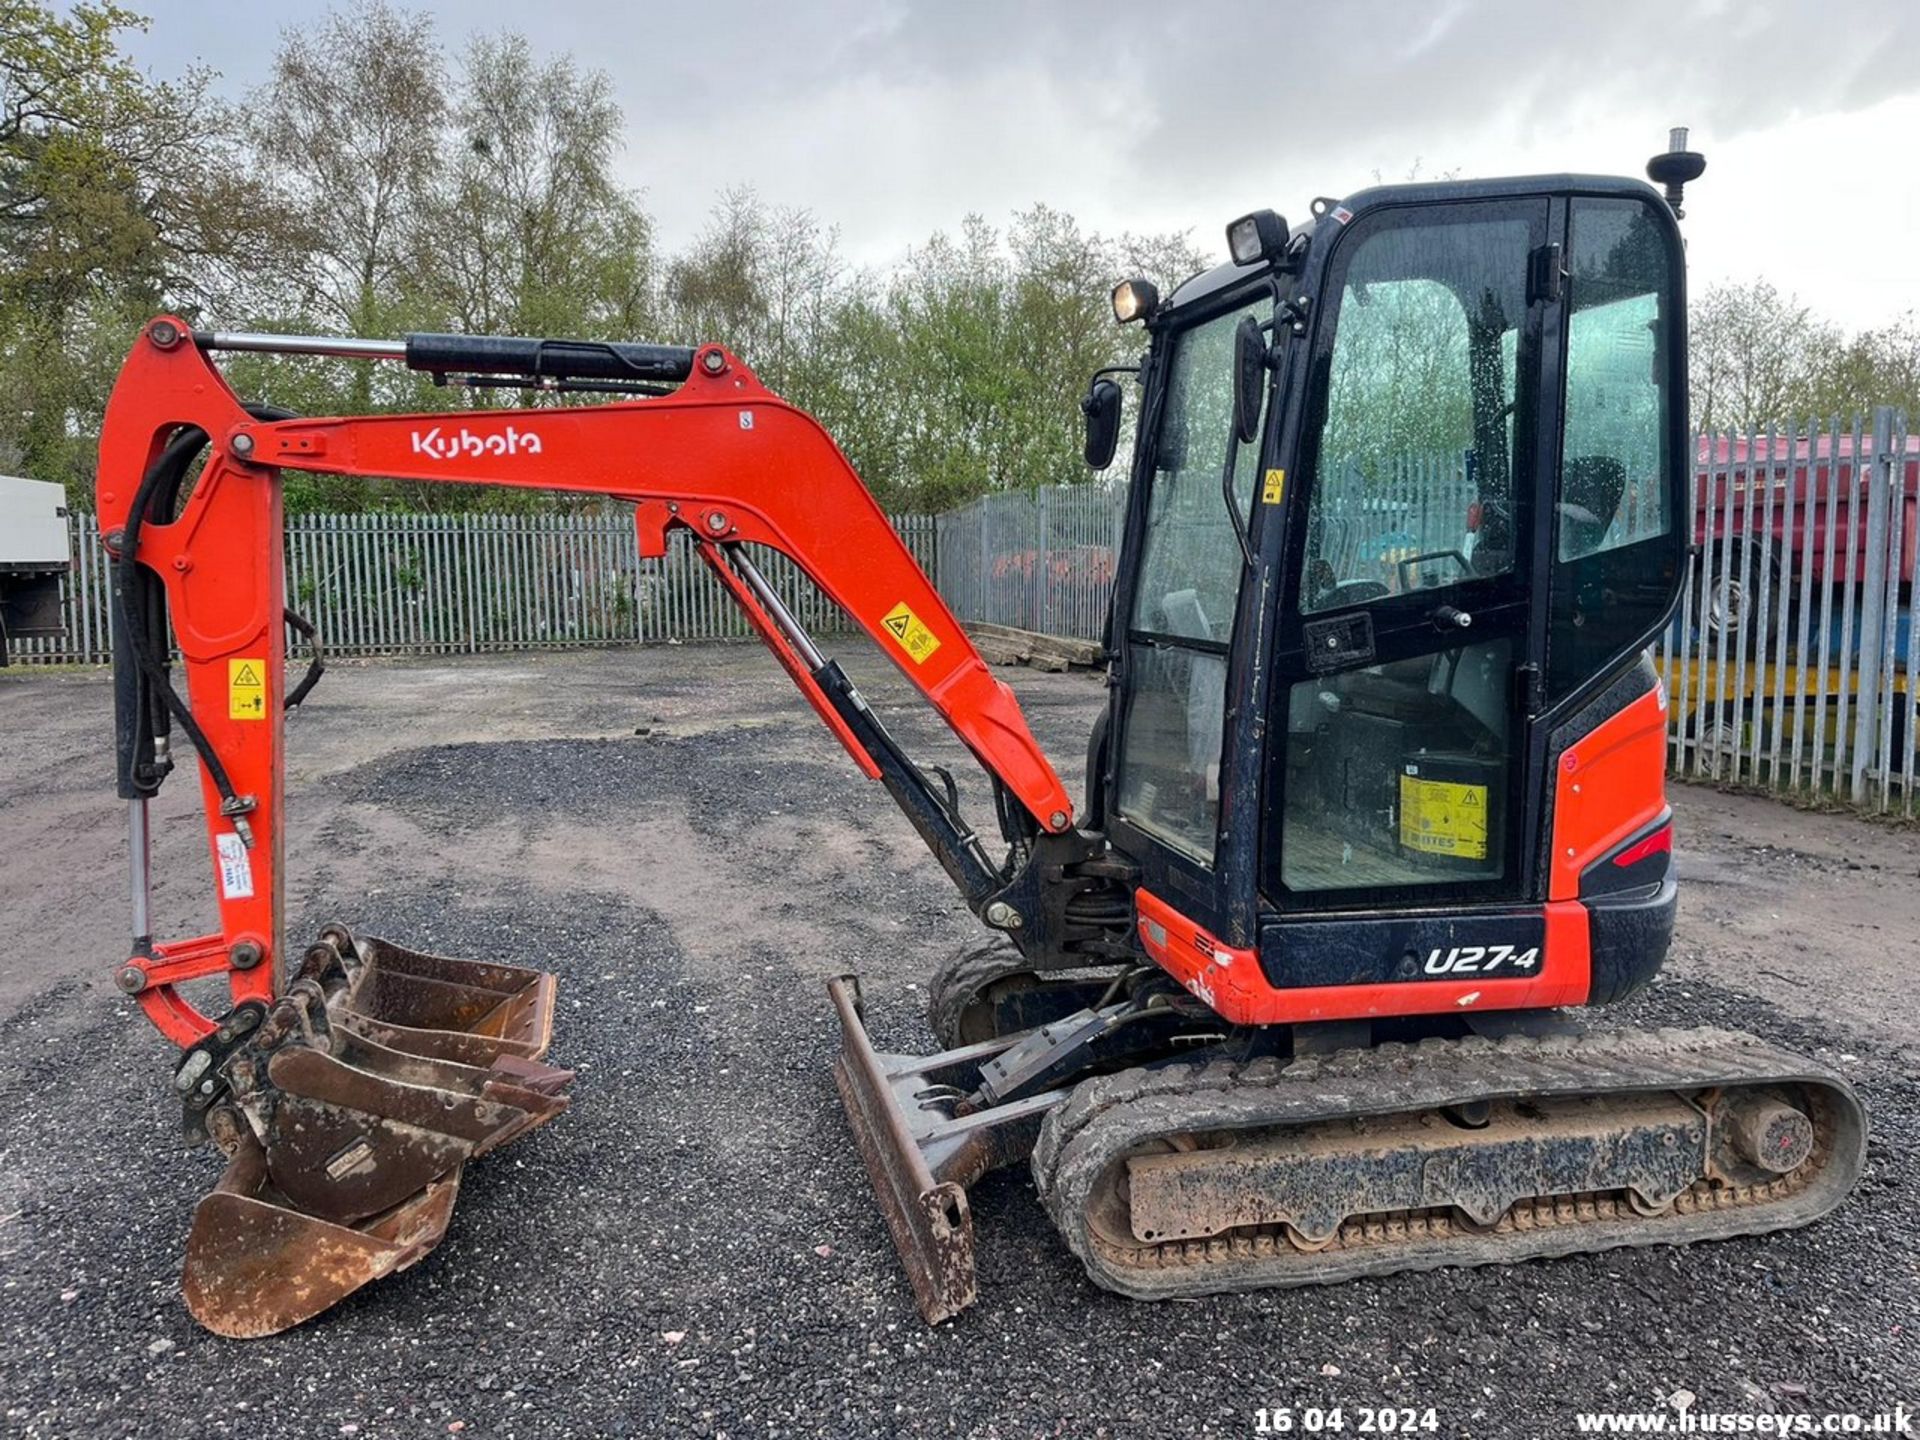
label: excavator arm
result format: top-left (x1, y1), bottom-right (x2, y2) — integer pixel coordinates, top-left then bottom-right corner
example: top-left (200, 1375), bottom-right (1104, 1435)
top-left (97, 317), bottom-right (1074, 1049)
top-left (93, 317), bottom-right (1084, 1337)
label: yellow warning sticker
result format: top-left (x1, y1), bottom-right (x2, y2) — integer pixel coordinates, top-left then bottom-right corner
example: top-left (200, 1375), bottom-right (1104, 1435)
top-left (1262, 467), bottom-right (1287, 505)
top-left (228, 658), bottom-right (267, 720)
top-left (881, 601), bottom-right (942, 665)
top-left (1398, 772), bottom-right (1488, 859)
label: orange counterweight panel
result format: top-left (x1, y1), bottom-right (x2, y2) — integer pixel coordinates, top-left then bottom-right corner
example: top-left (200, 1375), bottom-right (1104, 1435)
top-left (1134, 890), bottom-right (1591, 1026)
top-left (1549, 686), bottom-right (1671, 901)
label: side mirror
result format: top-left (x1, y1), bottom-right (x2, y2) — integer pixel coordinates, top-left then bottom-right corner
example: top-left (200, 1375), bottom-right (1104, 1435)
top-left (1232, 316), bottom-right (1266, 445)
top-left (1083, 377), bottom-right (1123, 470)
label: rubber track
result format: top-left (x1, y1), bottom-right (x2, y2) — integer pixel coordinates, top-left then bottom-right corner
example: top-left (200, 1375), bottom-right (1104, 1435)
top-left (1032, 1025), bottom-right (1868, 1300)
top-left (927, 941), bottom-right (1027, 1049)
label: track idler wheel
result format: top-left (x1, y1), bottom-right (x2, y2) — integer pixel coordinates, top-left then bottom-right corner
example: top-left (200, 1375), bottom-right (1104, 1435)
top-left (176, 927), bottom-right (573, 1337)
top-left (927, 938), bottom-right (1128, 1048)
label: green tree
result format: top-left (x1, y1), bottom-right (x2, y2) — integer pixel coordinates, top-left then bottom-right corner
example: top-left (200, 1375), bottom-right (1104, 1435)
top-left (837, 206), bottom-right (1207, 510)
top-left (1798, 314), bottom-right (1920, 424)
top-left (243, 1), bottom-right (444, 409)
top-left (426, 32), bottom-right (653, 343)
top-left (0, 1), bottom-right (239, 497)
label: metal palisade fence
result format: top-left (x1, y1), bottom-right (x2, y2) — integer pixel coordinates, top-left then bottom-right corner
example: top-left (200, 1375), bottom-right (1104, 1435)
top-left (1664, 407), bottom-right (1917, 815)
top-left (932, 482), bottom-right (1127, 642)
top-left (14, 408), bottom-right (1918, 815)
top-left (31, 511), bottom-right (936, 663)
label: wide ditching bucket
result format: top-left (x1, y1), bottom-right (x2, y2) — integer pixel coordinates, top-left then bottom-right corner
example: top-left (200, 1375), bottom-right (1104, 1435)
top-left (179, 927), bottom-right (571, 1338)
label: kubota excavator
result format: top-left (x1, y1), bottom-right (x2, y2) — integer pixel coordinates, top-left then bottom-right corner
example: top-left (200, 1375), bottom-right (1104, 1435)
top-left (95, 149), bottom-right (1866, 1339)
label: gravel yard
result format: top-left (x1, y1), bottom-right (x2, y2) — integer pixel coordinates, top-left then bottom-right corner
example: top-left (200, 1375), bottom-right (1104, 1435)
top-left (1, 644), bottom-right (1915, 1439)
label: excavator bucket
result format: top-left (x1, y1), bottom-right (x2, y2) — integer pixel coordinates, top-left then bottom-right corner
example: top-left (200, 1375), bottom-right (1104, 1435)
top-left (183, 1137), bottom-right (461, 1338)
top-left (179, 928), bottom-right (572, 1337)
top-left (337, 933), bottom-right (558, 1066)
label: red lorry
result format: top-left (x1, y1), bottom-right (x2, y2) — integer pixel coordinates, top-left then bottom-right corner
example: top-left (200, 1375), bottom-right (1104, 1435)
top-left (1693, 425), bottom-right (1918, 641)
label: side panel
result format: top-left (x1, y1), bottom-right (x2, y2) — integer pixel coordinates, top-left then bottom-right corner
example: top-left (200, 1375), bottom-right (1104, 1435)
top-left (1138, 888), bottom-right (1589, 1026)
top-left (1548, 683), bottom-right (1670, 900)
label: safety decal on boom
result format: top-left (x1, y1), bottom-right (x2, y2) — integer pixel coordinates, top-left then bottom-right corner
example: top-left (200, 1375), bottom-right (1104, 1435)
top-left (228, 658), bottom-right (266, 720)
top-left (214, 831), bottom-right (254, 899)
top-left (881, 602), bottom-right (941, 665)
top-left (1398, 772), bottom-right (1488, 859)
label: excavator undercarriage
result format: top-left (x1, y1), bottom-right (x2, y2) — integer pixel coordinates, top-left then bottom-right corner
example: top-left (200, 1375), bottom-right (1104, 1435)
top-left (832, 973), bottom-right (1865, 1321)
top-left (92, 149), bottom-right (1868, 1337)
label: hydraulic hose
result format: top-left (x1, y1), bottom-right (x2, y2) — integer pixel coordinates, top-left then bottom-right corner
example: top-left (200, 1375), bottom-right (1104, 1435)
top-left (116, 404), bottom-right (307, 838)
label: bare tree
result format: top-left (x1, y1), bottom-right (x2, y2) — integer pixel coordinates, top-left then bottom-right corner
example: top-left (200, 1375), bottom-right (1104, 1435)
top-left (246, 0), bottom-right (444, 351)
top-left (1689, 279), bottom-right (1839, 431)
top-left (426, 32), bottom-right (653, 344)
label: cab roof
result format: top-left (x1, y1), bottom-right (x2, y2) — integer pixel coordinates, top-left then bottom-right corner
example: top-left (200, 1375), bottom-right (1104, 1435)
top-left (1163, 173), bottom-right (1670, 314)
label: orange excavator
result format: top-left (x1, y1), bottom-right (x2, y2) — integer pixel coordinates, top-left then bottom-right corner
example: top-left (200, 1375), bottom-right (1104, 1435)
top-left (96, 151), bottom-right (1866, 1338)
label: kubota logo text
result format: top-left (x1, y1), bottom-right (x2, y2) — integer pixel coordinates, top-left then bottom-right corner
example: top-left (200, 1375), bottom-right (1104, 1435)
top-left (409, 424), bottom-right (544, 460)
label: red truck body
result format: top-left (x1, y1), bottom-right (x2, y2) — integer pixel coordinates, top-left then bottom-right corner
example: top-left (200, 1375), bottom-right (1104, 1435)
top-left (1694, 430), bottom-right (1920, 590)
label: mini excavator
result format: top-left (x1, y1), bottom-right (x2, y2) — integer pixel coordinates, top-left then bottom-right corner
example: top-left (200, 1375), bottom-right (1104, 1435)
top-left (95, 150), bottom-right (1866, 1337)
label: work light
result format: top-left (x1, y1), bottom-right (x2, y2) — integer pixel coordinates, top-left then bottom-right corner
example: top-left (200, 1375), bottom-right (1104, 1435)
top-left (1226, 209), bottom-right (1289, 266)
top-left (1110, 278), bottom-right (1159, 324)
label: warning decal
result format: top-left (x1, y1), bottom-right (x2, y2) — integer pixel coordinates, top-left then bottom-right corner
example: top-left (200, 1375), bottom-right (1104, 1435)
top-left (1262, 468), bottom-right (1286, 505)
top-left (880, 601), bottom-right (942, 665)
top-left (1398, 772), bottom-right (1489, 859)
top-left (228, 658), bottom-right (267, 720)
top-left (215, 831), bottom-right (254, 899)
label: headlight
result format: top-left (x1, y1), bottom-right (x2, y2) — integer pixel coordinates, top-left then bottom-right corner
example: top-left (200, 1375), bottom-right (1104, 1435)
top-left (1110, 278), bottom-right (1159, 324)
top-left (1226, 209), bottom-right (1290, 266)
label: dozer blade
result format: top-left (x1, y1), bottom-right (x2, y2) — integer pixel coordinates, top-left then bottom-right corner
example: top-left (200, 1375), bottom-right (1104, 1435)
top-left (176, 926), bottom-right (573, 1336)
top-left (827, 975), bottom-right (1064, 1324)
top-left (184, 1136), bottom-right (461, 1339)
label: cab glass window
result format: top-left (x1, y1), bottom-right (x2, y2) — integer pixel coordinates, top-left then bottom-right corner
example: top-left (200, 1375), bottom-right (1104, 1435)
top-left (1549, 197), bottom-right (1679, 698)
top-left (1115, 298), bottom-right (1270, 862)
top-left (1299, 215), bottom-right (1533, 612)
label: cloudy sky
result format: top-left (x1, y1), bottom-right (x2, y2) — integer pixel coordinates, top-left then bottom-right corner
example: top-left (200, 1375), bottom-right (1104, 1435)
top-left (128, 0), bottom-right (1919, 331)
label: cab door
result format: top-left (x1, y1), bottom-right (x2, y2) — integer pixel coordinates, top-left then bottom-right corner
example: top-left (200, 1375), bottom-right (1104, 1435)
top-left (1263, 198), bottom-right (1552, 910)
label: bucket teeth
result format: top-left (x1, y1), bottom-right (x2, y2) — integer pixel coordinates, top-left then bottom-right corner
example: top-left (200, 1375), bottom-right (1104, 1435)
top-left (178, 926), bottom-right (570, 1336)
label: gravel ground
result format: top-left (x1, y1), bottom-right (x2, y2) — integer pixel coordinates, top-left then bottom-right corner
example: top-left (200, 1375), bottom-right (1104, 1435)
top-left (1, 646), bottom-right (1914, 1439)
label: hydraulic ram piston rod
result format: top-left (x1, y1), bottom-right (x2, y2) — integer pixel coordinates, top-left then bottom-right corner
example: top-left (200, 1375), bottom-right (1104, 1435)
top-left (726, 544), bottom-right (828, 669)
top-left (128, 798), bottom-right (152, 947)
top-left (194, 330), bottom-right (409, 362)
top-left (187, 327), bottom-right (695, 384)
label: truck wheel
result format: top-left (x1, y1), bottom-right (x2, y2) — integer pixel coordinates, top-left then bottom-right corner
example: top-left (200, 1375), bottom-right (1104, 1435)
top-left (1705, 546), bottom-right (1782, 654)
top-left (1679, 700), bottom-right (1745, 777)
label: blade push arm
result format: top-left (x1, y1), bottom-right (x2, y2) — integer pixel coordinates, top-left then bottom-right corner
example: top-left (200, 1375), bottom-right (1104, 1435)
top-left (96, 318), bottom-right (1076, 1044)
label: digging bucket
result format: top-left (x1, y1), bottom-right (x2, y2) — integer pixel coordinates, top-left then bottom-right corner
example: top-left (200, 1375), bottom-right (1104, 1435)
top-left (176, 927), bottom-right (572, 1336)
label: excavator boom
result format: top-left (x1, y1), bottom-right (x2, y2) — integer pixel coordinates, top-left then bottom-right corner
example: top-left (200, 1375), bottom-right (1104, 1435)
top-left (98, 319), bottom-right (1076, 1333)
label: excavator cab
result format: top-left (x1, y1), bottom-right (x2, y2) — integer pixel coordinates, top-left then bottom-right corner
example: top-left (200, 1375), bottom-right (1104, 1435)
top-left (832, 172), bottom-right (1860, 1319)
top-left (1097, 178), bottom-right (1689, 1005)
